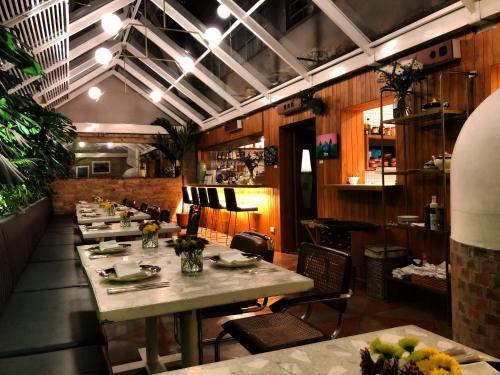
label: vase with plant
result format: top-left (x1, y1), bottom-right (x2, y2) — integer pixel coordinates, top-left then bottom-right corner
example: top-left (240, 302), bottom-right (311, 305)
top-left (140, 221), bottom-right (161, 249)
top-left (153, 119), bottom-right (200, 227)
top-left (103, 201), bottom-right (115, 216)
top-left (119, 210), bottom-right (134, 227)
top-left (173, 235), bottom-right (208, 274)
top-left (241, 152), bottom-right (262, 185)
top-left (360, 336), bottom-right (462, 375)
top-left (377, 58), bottom-right (424, 119)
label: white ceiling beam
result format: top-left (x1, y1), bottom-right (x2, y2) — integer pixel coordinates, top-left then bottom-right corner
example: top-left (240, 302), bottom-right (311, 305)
top-left (122, 0), bottom-right (142, 42)
top-left (461, 0), bottom-right (477, 13)
top-left (149, 0), bottom-right (270, 93)
top-left (216, 0), bottom-right (310, 81)
top-left (311, 0), bottom-right (373, 56)
top-left (132, 21), bottom-right (241, 108)
top-left (112, 71), bottom-right (187, 125)
top-left (2, 0), bottom-right (62, 28)
top-left (53, 71), bottom-right (114, 108)
top-left (124, 42), bottom-right (221, 116)
top-left (122, 60), bottom-right (205, 125)
top-left (69, 0), bottom-right (134, 36)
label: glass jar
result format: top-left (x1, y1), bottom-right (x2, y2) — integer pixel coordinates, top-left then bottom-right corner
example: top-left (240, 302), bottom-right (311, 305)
top-left (106, 207), bottom-right (115, 216)
top-left (142, 231), bottom-right (159, 249)
top-left (120, 216), bottom-right (131, 227)
top-left (181, 249), bottom-right (203, 274)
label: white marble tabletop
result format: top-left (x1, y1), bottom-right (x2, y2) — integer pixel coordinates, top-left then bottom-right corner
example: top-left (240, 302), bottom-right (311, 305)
top-left (75, 203), bottom-right (150, 224)
top-left (78, 221), bottom-right (181, 240)
top-left (76, 241), bottom-right (314, 322)
top-left (164, 325), bottom-right (496, 375)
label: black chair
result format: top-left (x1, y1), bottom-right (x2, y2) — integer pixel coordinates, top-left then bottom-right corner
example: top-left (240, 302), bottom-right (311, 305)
top-left (185, 205), bottom-right (201, 236)
top-left (122, 198), bottom-right (128, 206)
top-left (214, 243), bottom-right (352, 360)
top-left (182, 186), bottom-right (192, 206)
top-left (125, 200), bottom-right (136, 208)
top-left (207, 188), bottom-right (225, 241)
top-left (139, 202), bottom-right (148, 212)
top-left (223, 188), bottom-right (258, 244)
top-left (146, 207), bottom-right (160, 220)
top-left (198, 188), bottom-right (210, 237)
top-left (159, 209), bottom-right (171, 223)
top-left (190, 187), bottom-right (200, 205)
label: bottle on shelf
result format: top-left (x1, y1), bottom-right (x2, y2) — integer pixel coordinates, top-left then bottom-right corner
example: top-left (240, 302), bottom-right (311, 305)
top-left (429, 196), bottom-right (439, 230)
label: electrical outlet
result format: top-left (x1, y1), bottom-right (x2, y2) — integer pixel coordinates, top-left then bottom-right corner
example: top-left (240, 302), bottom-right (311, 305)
top-left (270, 226), bottom-right (275, 233)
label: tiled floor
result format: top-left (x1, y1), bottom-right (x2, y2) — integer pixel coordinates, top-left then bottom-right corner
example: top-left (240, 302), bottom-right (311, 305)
top-left (105, 244), bottom-right (451, 373)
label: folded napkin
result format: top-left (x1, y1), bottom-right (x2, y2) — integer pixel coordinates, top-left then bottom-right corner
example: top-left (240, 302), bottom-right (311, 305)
top-left (218, 252), bottom-right (251, 266)
top-left (116, 206), bottom-right (128, 211)
top-left (80, 208), bottom-right (94, 213)
top-left (113, 261), bottom-right (144, 279)
top-left (83, 212), bottom-right (98, 217)
top-left (79, 200), bottom-right (88, 204)
top-left (461, 362), bottom-right (499, 375)
top-left (99, 240), bottom-right (121, 251)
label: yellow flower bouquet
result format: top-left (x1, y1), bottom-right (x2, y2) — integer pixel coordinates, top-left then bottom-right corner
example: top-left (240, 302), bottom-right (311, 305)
top-left (139, 221), bottom-right (161, 248)
top-left (119, 210), bottom-right (134, 227)
top-left (360, 337), bottom-right (462, 375)
top-left (102, 201), bottom-right (116, 216)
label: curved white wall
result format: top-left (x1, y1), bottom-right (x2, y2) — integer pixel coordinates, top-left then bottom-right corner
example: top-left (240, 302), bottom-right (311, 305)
top-left (451, 89), bottom-right (500, 250)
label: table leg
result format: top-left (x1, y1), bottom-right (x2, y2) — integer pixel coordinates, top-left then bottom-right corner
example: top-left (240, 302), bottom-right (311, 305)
top-left (180, 310), bottom-right (200, 367)
top-left (145, 316), bottom-right (166, 373)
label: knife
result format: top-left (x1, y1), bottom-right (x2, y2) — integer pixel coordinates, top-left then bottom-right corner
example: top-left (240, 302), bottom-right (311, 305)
top-left (107, 282), bottom-right (170, 294)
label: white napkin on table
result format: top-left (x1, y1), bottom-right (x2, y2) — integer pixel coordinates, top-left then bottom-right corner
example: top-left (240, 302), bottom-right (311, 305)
top-left (116, 206), bottom-right (128, 211)
top-left (113, 261), bottom-right (143, 279)
top-left (461, 362), bottom-right (499, 375)
top-left (99, 240), bottom-right (121, 251)
top-left (80, 208), bottom-right (94, 213)
top-left (218, 252), bottom-right (251, 266)
top-left (83, 212), bottom-right (98, 217)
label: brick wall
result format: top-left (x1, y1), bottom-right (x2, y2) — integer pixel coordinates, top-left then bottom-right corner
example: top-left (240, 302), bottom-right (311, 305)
top-left (451, 240), bottom-right (500, 357)
top-left (51, 178), bottom-right (182, 217)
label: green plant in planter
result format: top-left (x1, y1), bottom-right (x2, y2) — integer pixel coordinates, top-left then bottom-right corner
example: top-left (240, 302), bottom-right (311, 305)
top-left (297, 88), bottom-right (326, 116)
top-left (152, 119), bottom-right (200, 212)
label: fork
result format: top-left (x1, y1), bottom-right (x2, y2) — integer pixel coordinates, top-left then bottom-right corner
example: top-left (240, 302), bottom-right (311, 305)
top-left (107, 281), bottom-right (170, 294)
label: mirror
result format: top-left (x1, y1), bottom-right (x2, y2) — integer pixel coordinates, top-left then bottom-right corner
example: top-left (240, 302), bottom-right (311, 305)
top-left (70, 142), bottom-right (176, 179)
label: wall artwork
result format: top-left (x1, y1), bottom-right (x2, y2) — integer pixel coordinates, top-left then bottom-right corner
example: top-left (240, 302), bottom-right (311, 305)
top-left (264, 146), bottom-right (278, 166)
top-left (75, 165), bottom-right (89, 178)
top-left (316, 133), bottom-right (338, 159)
top-left (92, 161), bottom-right (111, 174)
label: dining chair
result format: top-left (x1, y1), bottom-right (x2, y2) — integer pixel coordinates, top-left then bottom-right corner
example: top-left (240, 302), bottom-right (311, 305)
top-left (122, 198), bottom-right (128, 206)
top-left (223, 188), bottom-right (258, 244)
top-left (214, 243), bottom-right (352, 360)
top-left (198, 188), bottom-right (210, 237)
top-left (139, 202), bottom-right (148, 212)
top-left (125, 199), bottom-right (136, 208)
top-left (159, 209), bottom-right (171, 223)
top-left (207, 188), bottom-right (225, 241)
top-left (146, 207), bottom-right (160, 220)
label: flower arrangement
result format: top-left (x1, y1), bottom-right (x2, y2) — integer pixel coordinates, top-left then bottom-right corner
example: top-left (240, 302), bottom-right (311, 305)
top-left (119, 210), bottom-right (134, 227)
top-left (173, 235), bottom-right (208, 274)
top-left (360, 337), bottom-right (461, 375)
top-left (102, 201), bottom-right (116, 216)
top-left (139, 220), bottom-right (161, 248)
top-left (93, 195), bottom-right (103, 204)
top-left (377, 58), bottom-right (424, 118)
top-left (241, 151), bottom-right (262, 184)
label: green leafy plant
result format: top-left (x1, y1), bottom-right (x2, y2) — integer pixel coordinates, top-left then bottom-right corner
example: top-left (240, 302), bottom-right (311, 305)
top-left (296, 88), bottom-right (326, 115)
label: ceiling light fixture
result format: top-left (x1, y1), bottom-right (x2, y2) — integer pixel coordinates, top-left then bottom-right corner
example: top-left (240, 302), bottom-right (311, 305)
top-left (217, 4), bottom-right (231, 19)
top-left (78, 141), bottom-right (86, 148)
top-left (177, 56), bottom-right (195, 73)
top-left (88, 87), bottom-right (103, 101)
top-left (95, 47), bottom-right (112, 65)
top-left (107, 142), bottom-right (114, 149)
top-left (101, 13), bottom-right (122, 36)
top-left (150, 90), bottom-right (163, 103)
top-left (204, 27), bottom-right (222, 48)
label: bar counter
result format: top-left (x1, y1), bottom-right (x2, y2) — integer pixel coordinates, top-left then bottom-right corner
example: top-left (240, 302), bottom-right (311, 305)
top-left (187, 183), bottom-right (266, 189)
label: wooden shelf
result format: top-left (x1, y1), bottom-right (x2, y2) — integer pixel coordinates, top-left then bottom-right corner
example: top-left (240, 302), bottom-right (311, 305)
top-left (366, 134), bottom-right (396, 141)
top-left (383, 168), bottom-right (450, 176)
top-left (386, 222), bottom-right (450, 235)
top-left (383, 109), bottom-right (465, 126)
top-left (324, 184), bottom-right (403, 191)
top-left (387, 276), bottom-right (448, 295)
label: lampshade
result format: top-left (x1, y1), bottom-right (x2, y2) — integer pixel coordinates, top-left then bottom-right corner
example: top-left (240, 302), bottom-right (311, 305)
top-left (94, 47), bottom-right (112, 65)
top-left (149, 90), bottom-right (162, 103)
top-left (88, 86), bottom-right (102, 101)
top-left (301, 149), bottom-right (312, 173)
top-left (177, 56), bottom-right (195, 73)
top-left (451, 88), bottom-right (500, 250)
top-left (217, 4), bottom-right (231, 19)
top-left (101, 13), bottom-right (122, 35)
top-left (204, 27), bottom-right (222, 48)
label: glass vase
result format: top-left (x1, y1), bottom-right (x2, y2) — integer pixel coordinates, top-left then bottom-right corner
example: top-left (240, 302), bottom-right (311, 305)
top-left (120, 217), bottom-right (131, 227)
top-left (106, 207), bottom-right (115, 216)
top-left (247, 170), bottom-right (255, 185)
top-left (393, 93), bottom-right (411, 119)
top-left (181, 249), bottom-right (203, 274)
top-left (142, 231), bottom-right (159, 249)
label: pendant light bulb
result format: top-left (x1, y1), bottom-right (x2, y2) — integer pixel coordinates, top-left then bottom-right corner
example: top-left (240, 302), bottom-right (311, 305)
top-left (204, 27), bottom-right (222, 48)
top-left (88, 86), bottom-right (102, 101)
top-left (101, 13), bottom-right (122, 36)
top-left (177, 56), bottom-right (195, 73)
top-left (217, 4), bottom-right (231, 19)
top-left (95, 47), bottom-right (112, 65)
top-left (150, 90), bottom-right (163, 103)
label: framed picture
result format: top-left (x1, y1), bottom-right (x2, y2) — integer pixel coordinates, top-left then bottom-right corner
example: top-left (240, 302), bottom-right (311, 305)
top-left (264, 146), bottom-right (278, 166)
top-left (75, 165), bottom-right (89, 178)
top-left (92, 161), bottom-right (111, 174)
top-left (316, 133), bottom-right (338, 159)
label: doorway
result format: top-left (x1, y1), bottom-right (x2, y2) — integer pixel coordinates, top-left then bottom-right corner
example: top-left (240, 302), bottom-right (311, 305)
top-left (279, 119), bottom-right (317, 252)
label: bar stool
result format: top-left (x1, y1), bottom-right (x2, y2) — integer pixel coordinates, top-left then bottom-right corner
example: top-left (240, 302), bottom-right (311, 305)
top-left (223, 188), bottom-right (258, 245)
top-left (189, 187), bottom-right (201, 235)
top-left (207, 188), bottom-right (225, 242)
top-left (181, 186), bottom-right (192, 207)
top-left (198, 188), bottom-right (210, 237)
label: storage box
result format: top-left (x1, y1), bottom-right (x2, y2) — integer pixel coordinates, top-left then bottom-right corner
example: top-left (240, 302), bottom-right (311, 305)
top-left (365, 244), bottom-right (407, 299)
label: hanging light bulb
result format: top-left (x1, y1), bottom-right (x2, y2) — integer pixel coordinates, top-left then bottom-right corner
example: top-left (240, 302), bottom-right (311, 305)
top-left (101, 13), bottom-right (122, 35)
top-left (217, 4), bottom-right (231, 19)
top-left (107, 142), bottom-right (114, 149)
top-left (88, 87), bottom-right (102, 101)
top-left (78, 141), bottom-right (86, 148)
top-left (95, 47), bottom-right (112, 65)
top-left (204, 27), bottom-right (222, 48)
top-left (150, 90), bottom-right (162, 103)
top-left (177, 56), bottom-right (195, 73)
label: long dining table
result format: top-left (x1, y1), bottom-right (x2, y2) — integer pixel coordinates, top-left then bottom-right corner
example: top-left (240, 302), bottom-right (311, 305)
top-left (78, 221), bottom-right (181, 241)
top-left (76, 202), bottom-right (150, 224)
top-left (76, 240), bottom-right (314, 373)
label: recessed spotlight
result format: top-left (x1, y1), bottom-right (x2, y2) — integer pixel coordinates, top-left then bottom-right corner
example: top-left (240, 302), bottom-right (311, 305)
top-left (204, 27), bottom-right (222, 48)
top-left (150, 90), bottom-right (162, 103)
top-left (101, 13), bottom-right (122, 36)
top-left (95, 47), bottom-right (112, 65)
top-left (88, 87), bottom-right (102, 101)
top-left (217, 4), bottom-right (231, 19)
top-left (78, 141), bottom-right (86, 147)
top-left (177, 56), bottom-right (195, 73)
top-left (107, 142), bottom-right (114, 149)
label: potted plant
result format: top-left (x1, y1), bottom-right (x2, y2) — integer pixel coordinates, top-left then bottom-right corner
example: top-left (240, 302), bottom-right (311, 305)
top-left (173, 235), bottom-right (208, 274)
top-left (153, 119), bottom-right (200, 228)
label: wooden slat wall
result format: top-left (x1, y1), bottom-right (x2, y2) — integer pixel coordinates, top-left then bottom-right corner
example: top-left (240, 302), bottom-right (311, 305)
top-left (492, 64), bottom-right (500, 91)
top-left (196, 25), bottom-right (500, 276)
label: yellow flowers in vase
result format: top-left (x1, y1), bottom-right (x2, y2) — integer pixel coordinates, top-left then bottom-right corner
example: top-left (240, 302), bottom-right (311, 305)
top-left (102, 201), bottom-right (115, 216)
top-left (119, 210), bottom-right (134, 227)
top-left (139, 221), bottom-right (161, 248)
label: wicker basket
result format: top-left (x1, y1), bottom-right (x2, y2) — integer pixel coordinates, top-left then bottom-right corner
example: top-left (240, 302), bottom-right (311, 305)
top-left (365, 245), bottom-right (407, 299)
top-left (410, 274), bottom-right (447, 293)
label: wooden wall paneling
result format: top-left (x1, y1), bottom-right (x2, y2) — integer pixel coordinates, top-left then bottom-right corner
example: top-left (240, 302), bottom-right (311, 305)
top-left (491, 64), bottom-right (500, 91)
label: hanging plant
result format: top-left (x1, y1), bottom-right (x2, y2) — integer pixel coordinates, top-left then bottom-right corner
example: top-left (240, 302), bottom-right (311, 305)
top-left (297, 88), bottom-right (326, 116)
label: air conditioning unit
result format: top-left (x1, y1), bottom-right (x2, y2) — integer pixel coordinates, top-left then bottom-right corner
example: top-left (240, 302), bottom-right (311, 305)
top-left (400, 39), bottom-right (461, 69)
top-left (224, 119), bottom-right (242, 133)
